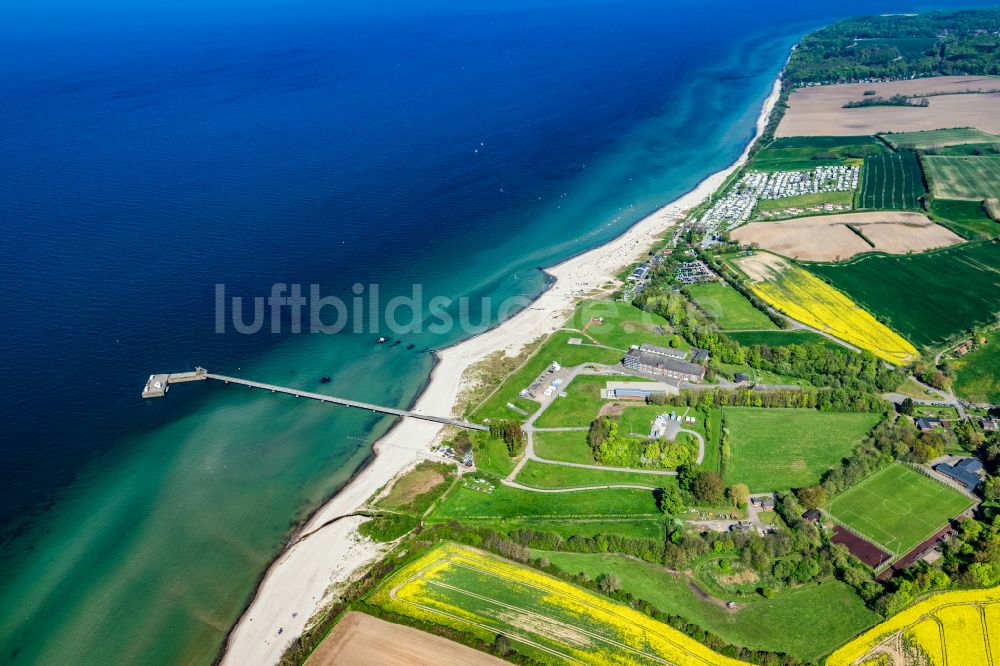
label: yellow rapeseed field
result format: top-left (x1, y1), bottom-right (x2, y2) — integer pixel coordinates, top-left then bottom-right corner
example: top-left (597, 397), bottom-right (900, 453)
top-left (826, 586), bottom-right (1000, 665)
top-left (372, 542), bottom-right (747, 665)
top-left (738, 254), bottom-right (917, 364)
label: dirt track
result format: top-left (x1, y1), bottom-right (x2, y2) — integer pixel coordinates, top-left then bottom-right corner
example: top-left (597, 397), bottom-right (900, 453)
top-left (777, 76), bottom-right (1000, 137)
top-left (731, 211), bottom-right (962, 261)
top-left (306, 611), bottom-right (509, 666)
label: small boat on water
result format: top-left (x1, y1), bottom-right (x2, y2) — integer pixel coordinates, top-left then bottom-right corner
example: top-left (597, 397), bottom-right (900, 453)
top-left (377, 336), bottom-right (387, 344)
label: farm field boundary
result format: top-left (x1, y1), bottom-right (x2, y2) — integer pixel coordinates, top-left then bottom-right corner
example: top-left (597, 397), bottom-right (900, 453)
top-left (808, 240), bottom-right (1000, 347)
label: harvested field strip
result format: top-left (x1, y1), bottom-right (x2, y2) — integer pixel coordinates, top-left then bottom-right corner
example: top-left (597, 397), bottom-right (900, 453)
top-left (737, 253), bottom-right (916, 364)
top-left (372, 542), bottom-right (747, 666)
top-left (308, 612), bottom-right (509, 666)
top-left (922, 154), bottom-right (1000, 200)
top-left (730, 211), bottom-right (960, 262)
top-left (809, 240), bottom-right (1000, 347)
top-left (826, 586), bottom-right (1000, 666)
top-left (857, 151), bottom-right (926, 210)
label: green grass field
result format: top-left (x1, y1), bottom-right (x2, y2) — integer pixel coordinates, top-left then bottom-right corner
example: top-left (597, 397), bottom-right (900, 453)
top-left (894, 376), bottom-right (941, 400)
top-left (922, 155), bottom-right (1000, 200)
top-left (514, 459), bottom-right (674, 489)
top-left (953, 343), bottom-right (1000, 404)
top-left (829, 463), bottom-right (973, 558)
top-left (882, 128), bottom-right (1000, 151)
top-left (928, 198), bottom-right (999, 239)
top-left (475, 436), bottom-right (516, 477)
top-left (808, 241), bottom-right (1000, 347)
top-left (749, 136), bottom-right (886, 171)
top-left (470, 329), bottom-right (624, 422)
top-left (568, 299), bottom-right (684, 351)
top-left (533, 429), bottom-right (595, 464)
top-left (533, 550), bottom-right (879, 662)
top-left (723, 408), bottom-right (882, 492)
top-left (857, 151), bottom-right (926, 209)
top-left (429, 482), bottom-right (660, 522)
top-left (725, 329), bottom-right (845, 351)
top-left (686, 282), bottom-right (777, 330)
top-left (534, 375), bottom-right (656, 428)
top-left (504, 518), bottom-right (666, 540)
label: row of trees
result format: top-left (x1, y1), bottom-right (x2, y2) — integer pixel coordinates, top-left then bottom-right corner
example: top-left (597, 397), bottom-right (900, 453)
top-left (649, 385), bottom-right (888, 414)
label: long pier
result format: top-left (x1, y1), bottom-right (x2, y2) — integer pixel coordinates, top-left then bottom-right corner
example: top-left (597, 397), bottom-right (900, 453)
top-left (141, 368), bottom-right (488, 431)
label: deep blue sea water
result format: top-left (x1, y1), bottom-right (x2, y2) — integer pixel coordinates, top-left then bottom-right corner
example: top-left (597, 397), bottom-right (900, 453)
top-left (0, 0), bottom-right (991, 663)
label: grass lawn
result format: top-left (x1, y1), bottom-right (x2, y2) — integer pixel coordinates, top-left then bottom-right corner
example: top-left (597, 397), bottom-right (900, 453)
top-left (686, 282), bottom-right (776, 331)
top-left (715, 363), bottom-right (812, 388)
top-left (928, 199), bottom-right (999, 240)
top-left (894, 376), bottom-right (940, 400)
top-left (829, 463), bottom-right (973, 558)
top-left (922, 155), bottom-right (1000, 201)
top-left (701, 408), bottom-right (722, 474)
top-left (533, 429), bottom-right (594, 464)
top-left (808, 241), bottom-right (1000, 347)
top-left (377, 461), bottom-right (451, 511)
top-left (726, 329), bottom-right (845, 351)
top-left (619, 404), bottom-right (687, 437)
top-left (724, 408), bottom-right (882, 492)
top-left (504, 518), bottom-right (665, 540)
top-left (532, 550), bottom-right (879, 662)
top-left (534, 375), bottom-right (655, 428)
top-left (567, 299), bottom-right (685, 351)
top-left (429, 483), bottom-right (660, 522)
top-left (911, 404), bottom-right (961, 420)
top-left (953, 342), bottom-right (1000, 403)
top-left (749, 136), bottom-right (886, 171)
top-left (470, 329), bottom-right (623, 423)
top-left (474, 436), bottom-right (516, 477)
top-left (514, 459), bottom-right (676, 490)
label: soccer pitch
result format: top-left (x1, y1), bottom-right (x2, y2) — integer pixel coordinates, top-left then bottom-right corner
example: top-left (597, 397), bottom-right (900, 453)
top-left (829, 464), bottom-right (973, 559)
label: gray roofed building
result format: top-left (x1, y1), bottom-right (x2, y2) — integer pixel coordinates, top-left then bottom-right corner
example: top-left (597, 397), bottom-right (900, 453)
top-left (637, 343), bottom-right (687, 360)
top-left (933, 457), bottom-right (984, 491)
top-left (623, 347), bottom-right (706, 383)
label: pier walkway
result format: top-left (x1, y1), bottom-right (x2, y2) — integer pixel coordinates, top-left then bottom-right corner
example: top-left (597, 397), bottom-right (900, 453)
top-left (142, 368), bottom-right (487, 431)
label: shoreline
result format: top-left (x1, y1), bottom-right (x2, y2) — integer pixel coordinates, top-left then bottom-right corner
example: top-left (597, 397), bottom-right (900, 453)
top-left (221, 73), bottom-right (784, 666)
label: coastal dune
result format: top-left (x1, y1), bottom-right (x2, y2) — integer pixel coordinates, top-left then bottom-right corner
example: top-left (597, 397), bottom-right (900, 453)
top-left (221, 76), bottom-right (783, 666)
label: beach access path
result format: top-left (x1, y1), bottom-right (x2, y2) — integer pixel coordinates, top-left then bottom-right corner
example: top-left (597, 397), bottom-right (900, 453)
top-left (221, 76), bottom-right (783, 666)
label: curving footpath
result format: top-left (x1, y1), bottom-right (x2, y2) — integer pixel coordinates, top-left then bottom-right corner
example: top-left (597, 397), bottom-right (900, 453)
top-left (503, 365), bottom-right (706, 493)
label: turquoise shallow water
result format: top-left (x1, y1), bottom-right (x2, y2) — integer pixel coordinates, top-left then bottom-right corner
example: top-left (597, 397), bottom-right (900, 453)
top-left (2, 0), bottom-right (979, 663)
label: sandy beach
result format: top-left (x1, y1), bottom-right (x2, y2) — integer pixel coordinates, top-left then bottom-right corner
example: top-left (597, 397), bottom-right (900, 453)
top-left (221, 75), bottom-right (783, 666)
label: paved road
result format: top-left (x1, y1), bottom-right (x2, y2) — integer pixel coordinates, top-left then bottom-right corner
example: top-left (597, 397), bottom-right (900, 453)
top-left (746, 493), bottom-right (777, 534)
top-left (504, 367), bottom-right (705, 490)
top-left (503, 480), bottom-right (661, 493)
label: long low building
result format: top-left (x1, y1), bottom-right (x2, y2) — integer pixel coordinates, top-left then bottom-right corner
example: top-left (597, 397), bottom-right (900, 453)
top-left (601, 381), bottom-right (678, 399)
top-left (623, 346), bottom-right (706, 382)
